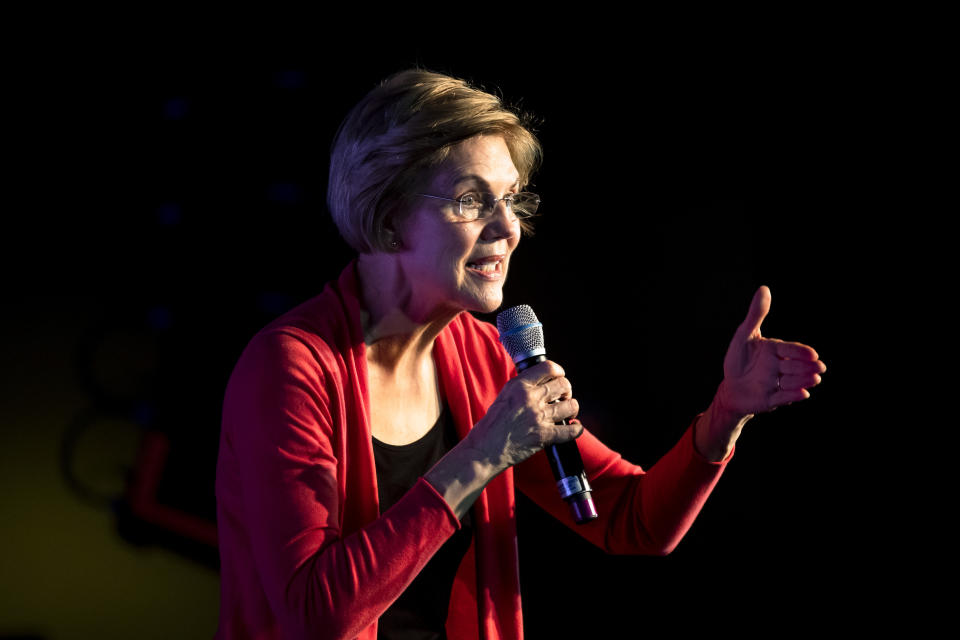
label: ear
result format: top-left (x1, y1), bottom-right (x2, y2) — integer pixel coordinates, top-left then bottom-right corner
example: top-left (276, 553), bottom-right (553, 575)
top-left (382, 204), bottom-right (416, 251)
top-left (376, 211), bottom-right (393, 241)
top-left (381, 220), bottom-right (402, 251)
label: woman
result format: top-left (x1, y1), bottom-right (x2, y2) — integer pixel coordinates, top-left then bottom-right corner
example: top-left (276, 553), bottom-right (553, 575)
top-left (215, 69), bottom-right (825, 640)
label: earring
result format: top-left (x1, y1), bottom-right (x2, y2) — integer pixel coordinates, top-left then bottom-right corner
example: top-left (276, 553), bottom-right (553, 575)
top-left (381, 225), bottom-right (400, 250)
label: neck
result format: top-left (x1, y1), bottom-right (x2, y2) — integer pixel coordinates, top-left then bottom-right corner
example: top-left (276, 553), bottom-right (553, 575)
top-left (356, 252), bottom-right (460, 371)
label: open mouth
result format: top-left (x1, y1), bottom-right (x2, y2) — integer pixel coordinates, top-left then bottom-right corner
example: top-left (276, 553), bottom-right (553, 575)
top-left (465, 255), bottom-right (504, 280)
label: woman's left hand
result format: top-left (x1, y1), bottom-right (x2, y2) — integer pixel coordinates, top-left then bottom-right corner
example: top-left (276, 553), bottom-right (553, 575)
top-left (716, 285), bottom-right (826, 417)
top-left (696, 286), bottom-right (826, 461)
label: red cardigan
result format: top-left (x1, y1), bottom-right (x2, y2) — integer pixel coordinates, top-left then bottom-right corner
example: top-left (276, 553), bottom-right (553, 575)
top-left (215, 261), bottom-right (731, 640)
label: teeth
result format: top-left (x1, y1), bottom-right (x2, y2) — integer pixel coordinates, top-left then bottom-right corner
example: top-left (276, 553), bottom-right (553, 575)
top-left (468, 261), bottom-right (499, 272)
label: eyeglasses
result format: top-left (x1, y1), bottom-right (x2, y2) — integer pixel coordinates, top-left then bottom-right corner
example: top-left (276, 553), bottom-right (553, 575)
top-left (416, 192), bottom-right (540, 221)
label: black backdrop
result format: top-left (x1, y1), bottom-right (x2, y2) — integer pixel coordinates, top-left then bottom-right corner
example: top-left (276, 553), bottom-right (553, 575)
top-left (16, 36), bottom-right (892, 635)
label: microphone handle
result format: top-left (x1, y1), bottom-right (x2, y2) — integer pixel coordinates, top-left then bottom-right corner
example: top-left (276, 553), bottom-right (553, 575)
top-left (515, 354), bottom-right (598, 524)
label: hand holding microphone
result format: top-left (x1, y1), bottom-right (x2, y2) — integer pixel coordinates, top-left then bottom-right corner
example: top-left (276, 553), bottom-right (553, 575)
top-left (496, 305), bottom-right (598, 524)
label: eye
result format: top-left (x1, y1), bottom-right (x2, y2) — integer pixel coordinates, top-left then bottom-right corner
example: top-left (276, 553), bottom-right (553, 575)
top-left (458, 193), bottom-right (480, 208)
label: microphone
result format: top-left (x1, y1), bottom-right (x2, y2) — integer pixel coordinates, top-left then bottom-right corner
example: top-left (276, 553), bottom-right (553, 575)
top-left (496, 305), bottom-right (598, 525)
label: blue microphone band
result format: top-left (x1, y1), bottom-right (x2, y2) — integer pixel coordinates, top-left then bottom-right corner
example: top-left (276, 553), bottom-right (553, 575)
top-left (497, 322), bottom-right (542, 341)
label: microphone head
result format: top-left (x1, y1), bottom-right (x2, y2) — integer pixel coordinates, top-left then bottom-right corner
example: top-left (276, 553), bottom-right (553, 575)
top-left (496, 304), bottom-right (546, 364)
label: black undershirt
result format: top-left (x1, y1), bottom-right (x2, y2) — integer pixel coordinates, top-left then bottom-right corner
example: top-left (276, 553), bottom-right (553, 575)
top-left (373, 405), bottom-right (474, 640)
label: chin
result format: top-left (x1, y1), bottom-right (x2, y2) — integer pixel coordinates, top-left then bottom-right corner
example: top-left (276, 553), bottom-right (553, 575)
top-left (470, 289), bottom-right (505, 314)
top-left (474, 301), bottom-right (502, 314)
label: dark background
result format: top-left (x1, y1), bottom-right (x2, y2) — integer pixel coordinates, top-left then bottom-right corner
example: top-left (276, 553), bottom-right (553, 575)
top-left (4, 29), bottom-right (928, 637)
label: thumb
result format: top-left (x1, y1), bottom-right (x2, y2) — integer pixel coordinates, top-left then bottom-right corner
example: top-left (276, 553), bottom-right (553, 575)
top-left (736, 285), bottom-right (771, 340)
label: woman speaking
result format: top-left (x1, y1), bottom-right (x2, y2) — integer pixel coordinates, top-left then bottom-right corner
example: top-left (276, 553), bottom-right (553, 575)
top-left (214, 69), bottom-right (826, 639)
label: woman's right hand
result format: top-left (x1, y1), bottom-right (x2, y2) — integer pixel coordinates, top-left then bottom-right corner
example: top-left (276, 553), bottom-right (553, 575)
top-left (464, 360), bottom-right (582, 471)
top-left (425, 360), bottom-right (581, 519)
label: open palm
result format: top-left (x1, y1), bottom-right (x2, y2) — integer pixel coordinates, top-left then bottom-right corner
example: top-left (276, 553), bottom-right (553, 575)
top-left (717, 286), bottom-right (825, 416)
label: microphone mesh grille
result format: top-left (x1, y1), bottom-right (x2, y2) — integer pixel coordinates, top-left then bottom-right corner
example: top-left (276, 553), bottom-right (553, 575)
top-left (496, 304), bottom-right (545, 360)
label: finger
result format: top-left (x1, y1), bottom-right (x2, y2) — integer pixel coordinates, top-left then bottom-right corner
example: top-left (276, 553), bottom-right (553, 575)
top-left (549, 397), bottom-right (579, 424)
top-left (519, 360), bottom-right (565, 385)
top-left (770, 387), bottom-right (810, 409)
top-left (779, 359), bottom-right (827, 376)
top-left (545, 419), bottom-right (584, 446)
top-left (565, 419), bottom-right (585, 439)
top-left (779, 373), bottom-right (822, 391)
top-left (543, 422), bottom-right (583, 447)
top-left (541, 376), bottom-right (572, 403)
top-left (774, 340), bottom-right (820, 362)
top-left (736, 286), bottom-right (771, 340)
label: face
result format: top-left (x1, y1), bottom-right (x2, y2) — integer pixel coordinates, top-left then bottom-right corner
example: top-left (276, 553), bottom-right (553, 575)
top-left (394, 134), bottom-right (522, 317)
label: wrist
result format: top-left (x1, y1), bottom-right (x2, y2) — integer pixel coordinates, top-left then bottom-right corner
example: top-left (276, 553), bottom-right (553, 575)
top-left (713, 379), bottom-right (753, 423)
top-left (695, 387), bottom-right (753, 462)
top-left (424, 438), bottom-right (503, 520)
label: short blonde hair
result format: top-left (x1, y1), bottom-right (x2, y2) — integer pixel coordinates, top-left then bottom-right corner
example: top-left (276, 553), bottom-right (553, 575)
top-left (327, 69), bottom-right (542, 253)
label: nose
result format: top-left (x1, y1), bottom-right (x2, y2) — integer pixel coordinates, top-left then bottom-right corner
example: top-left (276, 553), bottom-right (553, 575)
top-left (480, 199), bottom-right (519, 241)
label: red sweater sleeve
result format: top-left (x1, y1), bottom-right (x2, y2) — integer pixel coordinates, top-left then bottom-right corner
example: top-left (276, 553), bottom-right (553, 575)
top-left (514, 417), bottom-right (730, 556)
top-left (461, 311), bottom-right (730, 558)
top-left (216, 330), bottom-right (461, 640)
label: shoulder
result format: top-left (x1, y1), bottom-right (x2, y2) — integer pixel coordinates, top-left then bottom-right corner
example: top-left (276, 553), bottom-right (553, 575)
top-left (222, 305), bottom-right (351, 445)
top-left (223, 325), bottom-right (337, 425)
top-left (227, 268), bottom-right (364, 399)
top-left (238, 299), bottom-right (341, 377)
top-left (240, 326), bottom-right (335, 378)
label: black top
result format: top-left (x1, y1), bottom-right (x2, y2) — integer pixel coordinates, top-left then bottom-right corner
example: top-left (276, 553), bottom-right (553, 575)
top-left (373, 405), bottom-right (474, 640)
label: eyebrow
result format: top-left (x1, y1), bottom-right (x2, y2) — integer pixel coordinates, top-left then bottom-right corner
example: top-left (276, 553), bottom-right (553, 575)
top-left (451, 173), bottom-right (521, 191)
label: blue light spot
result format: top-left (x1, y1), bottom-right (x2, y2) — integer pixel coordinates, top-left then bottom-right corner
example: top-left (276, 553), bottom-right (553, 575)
top-left (156, 203), bottom-right (182, 226)
top-left (267, 182), bottom-right (303, 205)
top-left (257, 292), bottom-right (294, 315)
top-left (132, 403), bottom-right (155, 427)
top-left (274, 70), bottom-right (306, 89)
top-left (163, 97), bottom-right (190, 120)
top-left (147, 306), bottom-right (173, 331)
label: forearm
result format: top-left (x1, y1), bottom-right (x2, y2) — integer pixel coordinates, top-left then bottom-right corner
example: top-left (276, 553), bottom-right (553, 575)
top-left (424, 436), bottom-right (506, 520)
top-left (624, 421), bottom-right (731, 553)
top-left (694, 382), bottom-right (753, 462)
top-left (423, 357), bottom-right (584, 519)
top-left (254, 478), bottom-right (459, 640)
top-left (514, 422), bottom-right (730, 555)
